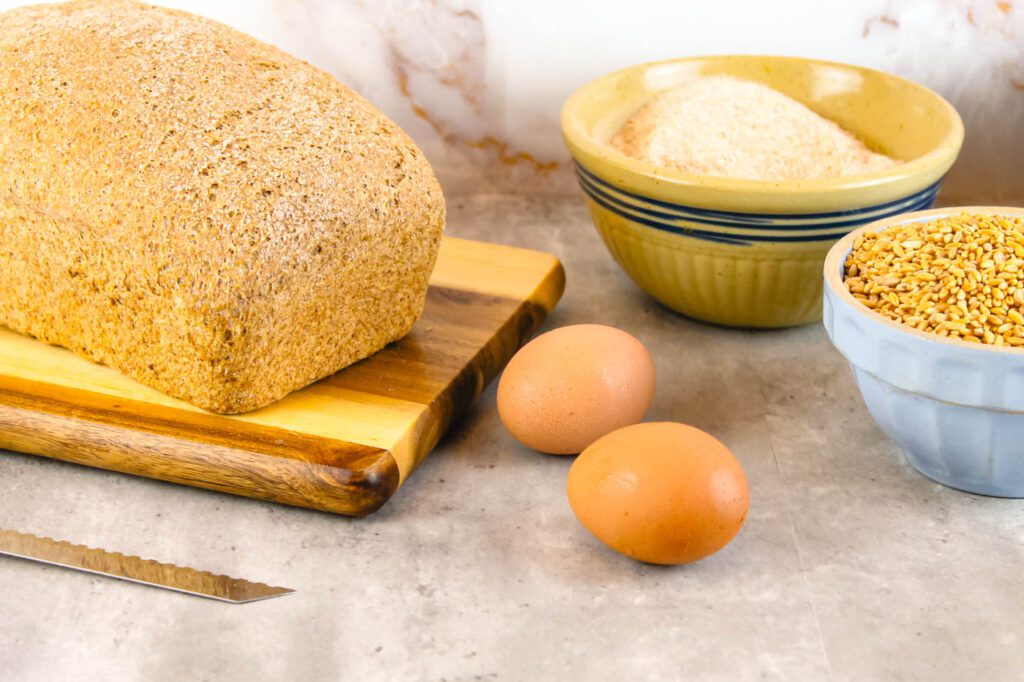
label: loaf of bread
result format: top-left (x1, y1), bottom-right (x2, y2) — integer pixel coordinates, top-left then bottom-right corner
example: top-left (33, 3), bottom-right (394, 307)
top-left (0, 0), bottom-right (445, 413)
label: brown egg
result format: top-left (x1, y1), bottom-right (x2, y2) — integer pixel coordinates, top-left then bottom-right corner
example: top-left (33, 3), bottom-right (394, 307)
top-left (496, 324), bottom-right (656, 454)
top-left (567, 422), bottom-right (749, 565)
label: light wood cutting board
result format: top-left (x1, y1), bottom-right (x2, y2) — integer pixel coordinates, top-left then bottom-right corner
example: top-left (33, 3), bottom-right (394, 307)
top-left (0, 237), bottom-right (565, 516)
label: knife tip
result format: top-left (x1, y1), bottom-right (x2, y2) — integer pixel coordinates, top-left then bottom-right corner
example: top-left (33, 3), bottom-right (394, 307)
top-left (232, 587), bottom-right (295, 604)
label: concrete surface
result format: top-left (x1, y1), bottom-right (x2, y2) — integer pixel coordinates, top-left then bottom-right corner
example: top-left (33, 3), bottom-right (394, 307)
top-left (1, 196), bottom-right (1022, 681)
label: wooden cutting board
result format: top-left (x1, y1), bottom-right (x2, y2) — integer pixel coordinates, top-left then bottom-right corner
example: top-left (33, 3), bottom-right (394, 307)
top-left (0, 237), bottom-right (564, 516)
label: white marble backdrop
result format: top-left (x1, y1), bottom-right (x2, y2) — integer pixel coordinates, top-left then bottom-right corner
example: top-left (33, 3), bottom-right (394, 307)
top-left (2, 0), bottom-right (1022, 203)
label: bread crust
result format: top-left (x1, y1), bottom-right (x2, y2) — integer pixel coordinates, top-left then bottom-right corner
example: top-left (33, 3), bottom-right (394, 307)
top-left (0, 0), bottom-right (445, 413)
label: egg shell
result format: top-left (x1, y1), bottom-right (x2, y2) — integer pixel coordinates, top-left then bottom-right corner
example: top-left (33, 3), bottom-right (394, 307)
top-left (496, 324), bottom-right (656, 454)
top-left (567, 422), bottom-right (749, 565)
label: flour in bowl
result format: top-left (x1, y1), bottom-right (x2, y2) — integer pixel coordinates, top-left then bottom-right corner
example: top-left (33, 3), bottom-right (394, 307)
top-left (610, 75), bottom-right (900, 181)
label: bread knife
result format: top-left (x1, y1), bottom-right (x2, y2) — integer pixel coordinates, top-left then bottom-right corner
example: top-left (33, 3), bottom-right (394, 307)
top-left (0, 528), bottom-right (293, 604)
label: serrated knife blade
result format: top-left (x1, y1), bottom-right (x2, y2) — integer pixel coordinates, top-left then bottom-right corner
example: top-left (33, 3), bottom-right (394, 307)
top-left (0, 528), bottom-right (293, 604)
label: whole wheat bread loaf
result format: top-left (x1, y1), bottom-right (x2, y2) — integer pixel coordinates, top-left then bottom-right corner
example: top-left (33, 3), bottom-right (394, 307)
top-left (0, 0), bottom-right (445, 413)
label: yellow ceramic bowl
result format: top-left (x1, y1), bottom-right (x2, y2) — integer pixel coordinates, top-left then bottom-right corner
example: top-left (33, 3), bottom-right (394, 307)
top-left (560, 55), bottom-right (964, 328)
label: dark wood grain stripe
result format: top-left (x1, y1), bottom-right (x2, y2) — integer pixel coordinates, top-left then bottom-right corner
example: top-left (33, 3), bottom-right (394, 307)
top-left (326, 286), bottom-right (526, 404)
top-left (0, 376), bottom-right (399, 516)
top-left (404, 294), bottom-right (558, 470)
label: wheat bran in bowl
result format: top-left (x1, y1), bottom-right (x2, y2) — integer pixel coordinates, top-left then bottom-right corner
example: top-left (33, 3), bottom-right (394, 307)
top-left (610, 75), bottom-right (900, 181)
top-left (844, 213), bottom-right (1024, 347)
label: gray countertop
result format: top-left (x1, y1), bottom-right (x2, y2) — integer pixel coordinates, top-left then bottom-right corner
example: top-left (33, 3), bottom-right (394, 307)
top-left (2, 195), bottom-right (1022, 681)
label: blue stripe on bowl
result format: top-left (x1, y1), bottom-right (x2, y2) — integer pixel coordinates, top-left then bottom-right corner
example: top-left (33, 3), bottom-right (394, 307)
top-left (576, 170), bottom-right (940, 241)
top-left (580, 182), bottom-right (859, 244)
top-left (580, 187), bottom-right (768, 245)
top-left (574, 163), bottom-right (941, 246)
top-left (577, 168), bottom-right (940, 233)
top-left (576, 163), bottom-right (941, 224)
top-left (576, 171), bottom-right (876, 237)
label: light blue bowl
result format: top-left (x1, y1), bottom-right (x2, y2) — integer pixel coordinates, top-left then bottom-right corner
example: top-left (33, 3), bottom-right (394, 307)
top-left (823, 206), bottom-right (1024, 497)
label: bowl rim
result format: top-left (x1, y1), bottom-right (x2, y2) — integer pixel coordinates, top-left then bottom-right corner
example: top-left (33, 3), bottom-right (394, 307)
top-left (560, 55), bottom-right (965, 211)
top-left (823, 205), bottom-right (1024, 355)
